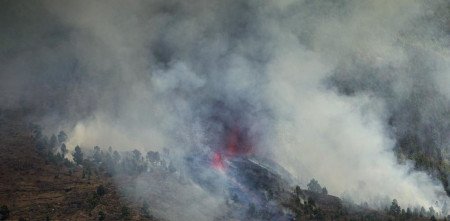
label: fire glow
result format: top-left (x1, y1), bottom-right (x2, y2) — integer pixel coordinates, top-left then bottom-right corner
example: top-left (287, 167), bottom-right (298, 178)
top-left (211, 152), bottom-right (223, 170)
top-left (211, 126), bottom-right (254, 170)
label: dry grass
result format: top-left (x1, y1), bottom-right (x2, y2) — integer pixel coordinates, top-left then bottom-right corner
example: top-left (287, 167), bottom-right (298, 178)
top-left (0, 110), bottom-right (155, 220)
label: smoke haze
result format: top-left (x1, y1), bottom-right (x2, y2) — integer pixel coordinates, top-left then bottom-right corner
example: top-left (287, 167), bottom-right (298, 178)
top-left (1, 0), bottom-right (450, 217)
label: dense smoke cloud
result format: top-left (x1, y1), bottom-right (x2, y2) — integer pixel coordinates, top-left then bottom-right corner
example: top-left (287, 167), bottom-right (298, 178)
top-left (1, 0), bottom-right (450, 217)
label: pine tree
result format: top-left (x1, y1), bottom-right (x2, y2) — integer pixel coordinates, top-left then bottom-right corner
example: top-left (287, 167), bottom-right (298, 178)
top-left (406, 207), bottom-right (413, 219)
top-left (93, 146), bottom-right (102, 163)
top-left (60, 143), bottom-right (68, 157)
top-left (49, 134), bottom-right (58, 151)
top-left (141, 201), bottom-right (151, 218)
top-left (307, 179), bottom-right (322, 193)
top-left (389, 199), bottom-right (401, 216)
top-left (72, 145), bottom-right (83, 165)
top-left (57, 130), bottom-right (68, 143)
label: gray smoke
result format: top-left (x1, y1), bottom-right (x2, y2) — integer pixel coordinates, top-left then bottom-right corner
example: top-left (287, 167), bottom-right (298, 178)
top-left (1, 0), bottom-right (450, 217)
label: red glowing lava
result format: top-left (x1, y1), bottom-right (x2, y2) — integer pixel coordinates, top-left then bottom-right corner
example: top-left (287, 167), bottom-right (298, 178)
top-left (212, 152), bottom-right (224, 170)
top-left (211, 126), bottom-right (254, 170)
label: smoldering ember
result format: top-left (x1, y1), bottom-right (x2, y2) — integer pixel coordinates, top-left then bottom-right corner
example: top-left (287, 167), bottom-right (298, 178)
top-left (0, 0), bottom-right (450, 220)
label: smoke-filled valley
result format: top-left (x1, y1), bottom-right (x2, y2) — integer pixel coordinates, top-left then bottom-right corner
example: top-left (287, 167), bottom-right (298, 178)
top-left (1, 0), bottom-right (450, 220)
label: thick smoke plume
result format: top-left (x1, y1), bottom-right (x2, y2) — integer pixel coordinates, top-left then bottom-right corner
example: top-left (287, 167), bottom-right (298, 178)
top-left (1, 0), bottom-right (450, 217)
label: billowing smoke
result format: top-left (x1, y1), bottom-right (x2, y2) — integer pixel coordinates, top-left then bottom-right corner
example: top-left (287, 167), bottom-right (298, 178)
top-left (1, 0), bottom-right (450, 217)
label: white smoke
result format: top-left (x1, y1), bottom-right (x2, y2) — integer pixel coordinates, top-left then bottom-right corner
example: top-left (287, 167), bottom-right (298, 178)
top-left (264, 0), bottom-right (450, 210)
top-left (1, 0), bottom-right (450, 217)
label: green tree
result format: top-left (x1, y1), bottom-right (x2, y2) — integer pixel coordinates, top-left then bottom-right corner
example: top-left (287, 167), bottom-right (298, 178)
top-left (389, 199), bottom-right (401, 216)
top-left (49, 134), bottom-right (58, 151)
top-left (429, 207), bottom-right (435, 217)
top-left (132, 149), bottom-right (142, 162)
top-left (294, 185), bottom-right (302, 197)
top-left (93, 146), bottom-right (102, 163)
top-left (57, 130), bottom-right (68, 143)
top-left (113, 151), bottom-right (121, 164)
top-left (168, 161), bottom-right (176, 173)
top-left (307, 179), bottom-right (322, 193)
top-left (60, 143), bottom-right (68, 157)
top-left (420, 206), bottom-right (426, 217)
top-left (83, 161), bottom-right (92, 179)
top-left (72, 145), bottom-right (83, 165)
top-left (147, 151), bottom-right (160, 165)
top-left (406, 207), bottom-right (412, 219)
top-left (36, 135), bottom-right (49, 151)
top-left (141, 201), bottom-right (151, 218)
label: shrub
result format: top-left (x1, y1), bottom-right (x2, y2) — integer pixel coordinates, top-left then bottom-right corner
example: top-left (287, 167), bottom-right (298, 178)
top-left (96, 185), bottom-right (106, 196)
top-left (121, 206), bottom-right (131, 219)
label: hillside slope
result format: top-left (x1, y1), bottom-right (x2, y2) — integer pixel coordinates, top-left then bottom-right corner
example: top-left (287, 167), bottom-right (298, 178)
top-left (0, 110), bottom-right (156, 220)
top-left (0, 109), bottom-right (443, 220)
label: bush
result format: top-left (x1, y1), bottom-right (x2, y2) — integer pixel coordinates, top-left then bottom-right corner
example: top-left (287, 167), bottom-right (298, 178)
top-left (96, 185), bottom-right (106, 196)
top-left (121, 206), bottom-right (131, 219)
